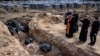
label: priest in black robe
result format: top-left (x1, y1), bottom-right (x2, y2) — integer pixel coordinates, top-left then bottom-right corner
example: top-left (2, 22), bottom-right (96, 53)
top-left (72, 11), bottom-right (79, 32)
top-left (79, 16), bottom-right (90, 42)
top-left (88, 16), bottom-right (100, 46)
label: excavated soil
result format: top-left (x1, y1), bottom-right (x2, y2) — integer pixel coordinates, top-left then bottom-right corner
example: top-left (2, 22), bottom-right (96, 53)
top-left (2, 12), bottom-right (63, 56)
top-left (0, 10), bottom-right (100, 56)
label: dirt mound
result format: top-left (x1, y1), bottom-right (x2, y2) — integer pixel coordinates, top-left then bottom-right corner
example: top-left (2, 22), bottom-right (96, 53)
top-left (0, 5), bottom-right (26, 14)
top-left (4, 16), bottom-right (62, 56)
top-left (12, 5), bottom-right (25, 13)
top-left (0, 22), bottom-right (30, 56)
top-left (0, 8), bottom-right (8, 14)
top-left (38, 12), bottom-right (52, 18)
top-left (29, 17), bottom-right (100, 56)
top-left (12, 17), bottom-right (31, 25)
top-left (37, 12), bottom-right (63, 24)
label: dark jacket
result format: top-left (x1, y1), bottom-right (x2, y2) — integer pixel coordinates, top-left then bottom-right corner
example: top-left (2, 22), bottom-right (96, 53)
top-left (91, 21), bottom-right (100, 34)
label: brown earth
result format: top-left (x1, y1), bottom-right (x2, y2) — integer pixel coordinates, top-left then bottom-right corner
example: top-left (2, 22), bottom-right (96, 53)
top-left (0, 22), bottom-right (30, 56)
top-left (0, 9), bottom-right (99, 56)
top-left (29, 13), bottom-right (100, 56)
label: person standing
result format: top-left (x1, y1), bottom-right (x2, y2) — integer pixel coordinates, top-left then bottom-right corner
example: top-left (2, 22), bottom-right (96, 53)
top-left (79, 15), bottom-right (90, 42)
top-left (72, 11), bottom-right (79, 32)
top-left (64, 11), bottom-right (72, 25)
top-left (88, 16), bottom-right (100, 46)
top-left (65, 14), bottom-right (74, 38)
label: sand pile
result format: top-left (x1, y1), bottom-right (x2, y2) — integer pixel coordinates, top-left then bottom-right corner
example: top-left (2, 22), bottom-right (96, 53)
top-left (37, 12), bottom-right (64, 24)
top-left (12, 5), bottom-right (25, 13)
top-left (0, 5), bottom-right (26, 14)
top-left (4, 16), bottom-right (62, 56)
top-left (0, 22), bottom-right (30, 56)
top-left (0, 8), bottom-right (8, 14)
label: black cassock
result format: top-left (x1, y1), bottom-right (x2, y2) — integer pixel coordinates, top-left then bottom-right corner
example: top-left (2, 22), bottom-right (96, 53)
top-left (90, 21), bottom-right (100, 45)
top-left (79, 19), bottom-right (90, 42)
top-left (72, 13), bottom-right (79, 32)
top-left (73, 14), bottom-right (79, 24)
top-left (90, 21), bottom-right (100, 35)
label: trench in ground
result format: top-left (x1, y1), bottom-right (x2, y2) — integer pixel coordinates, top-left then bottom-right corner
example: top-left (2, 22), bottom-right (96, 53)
top-left (4, 13), bottom-right (100, 56)
top-left (5, 15), bottom-right (63, 56)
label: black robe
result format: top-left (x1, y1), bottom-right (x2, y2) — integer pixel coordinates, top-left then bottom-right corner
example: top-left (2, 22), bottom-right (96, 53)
top-left (90, 21), bottom-right (100, 35)
top-left (73, 14), bottom-right (79, 24)
top-left (72, 13), bottom-right (79, 32)
top-left (79, 19), bottom-right (90, 42)
top-left (89, 21), bottom-right (100, 45)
